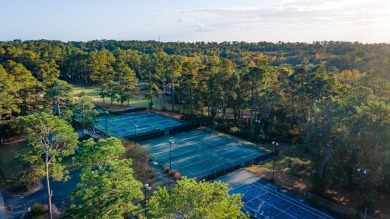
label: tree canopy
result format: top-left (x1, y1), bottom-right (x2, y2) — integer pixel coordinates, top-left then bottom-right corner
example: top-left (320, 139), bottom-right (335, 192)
top-left (147, 177), bottom-right (248, 219)
top-left (67, 138), bottom-right (143, 219)
top-left (16, 112), bottom-right (78, 219)
top-left (0, 39), bottom-right (389, 214)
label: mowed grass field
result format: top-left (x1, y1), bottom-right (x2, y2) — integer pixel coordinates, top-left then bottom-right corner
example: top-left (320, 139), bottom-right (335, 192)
top-left (72, 84), bottom-right (101, 101)
top-left (0, 140), bottom-right (79, 190)
top-left (0, 140), bottom-right (30, 186)
top-left (72, 84), bottom-right (181, 111)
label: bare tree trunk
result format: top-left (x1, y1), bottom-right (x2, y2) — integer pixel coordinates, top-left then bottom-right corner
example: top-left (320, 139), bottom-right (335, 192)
top-left (171, 77), bottom-right (175, 112)
top-left (163, 81), bottom-right (166, 109)
top-left (45, 157), bottom-right (53, 219)
top-left (190, 87), bottom-right (193, 115)
top-left (222, 88), bottom-right (227, 122)
top-left (56, 96), bottom-right (60, 117)
top-left (250, 88), bottom-right (254, 126)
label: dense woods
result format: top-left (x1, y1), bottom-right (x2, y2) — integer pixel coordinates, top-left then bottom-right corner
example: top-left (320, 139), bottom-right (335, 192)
top-left (0, 39), bottom-right (389, 210)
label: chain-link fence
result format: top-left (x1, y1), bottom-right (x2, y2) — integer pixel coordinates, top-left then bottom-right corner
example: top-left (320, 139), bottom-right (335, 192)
top-left (280, 181), bottom-right (385, 218)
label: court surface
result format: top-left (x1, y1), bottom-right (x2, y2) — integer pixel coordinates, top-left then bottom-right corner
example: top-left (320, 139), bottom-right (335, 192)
top-left (140, 129), bottom-right (268, 180)
top-left (216, 169), bottom-right (334, 219)
top-left (94, 112), bottom-right (183, 138)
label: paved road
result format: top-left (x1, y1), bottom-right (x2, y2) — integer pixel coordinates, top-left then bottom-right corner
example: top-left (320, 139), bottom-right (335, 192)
top-left (4, 168), bottom-right (80, 219)
top-left (0, 192), bottom-right (6, 219)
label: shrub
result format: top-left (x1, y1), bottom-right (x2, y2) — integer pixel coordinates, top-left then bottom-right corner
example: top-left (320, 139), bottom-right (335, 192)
top-left (24, 203), bottom-right (47, 218)
top-left (288, 158), bottom-right (308, 177)
top-left (173, 172), bottom-right (182, 180)
top-left (229, 126), bottom-right (240, 134)
top-left (168, 170), bottom-right (177, 177)
top-left (163, 167), bottom-right (170, 173)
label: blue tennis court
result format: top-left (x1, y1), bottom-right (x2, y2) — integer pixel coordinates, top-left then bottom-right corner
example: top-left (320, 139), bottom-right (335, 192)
top-left (140, 130), bottom-right (269, 180)
top-left (94, 112), bottom-right (183, 138)
top-left (217, 170), bottom-right (334, 219)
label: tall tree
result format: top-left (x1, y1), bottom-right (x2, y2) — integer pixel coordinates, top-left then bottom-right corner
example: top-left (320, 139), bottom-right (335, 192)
top-left (243, 65), bottom-right (270, 126)
top-left (61, 50), bottom-right (89, 83)
top-left (177, 57), bottom-right (200, 115)
top-left (0, 65), bottom-right (21, 122)
top-left (200, 55), bottom-right (221, 120)
top-left (229, 63), bottom-right (250, 122)
top-left (17, 113), bottom-right (78, 219)
top-left (148, 177), bottom-right (248, 219)
top-left (217, 58), bottom-right (235, 121)
top-left (88, 49), bottom-right (116, 84)
top-left (144, 53), bottom-right (161, 109)
top-left (152, 52), bottom-right (169, 110)
top-left (67, 138), bottom-right (143, 218)
top-left (72, 91), bottom-right (99, 134)
top-left (114, 56), bottom-right (139, 105)
top-left (4, 60), bottom-right (39, 114)
top-left (168, 55), bottom-right (182, 111)
top-left (44, 79), bottom-right (73, 120)
top-left (37, 59), bottom-right (60, 84)
top-left (87, 49), bottom-right (116, 102)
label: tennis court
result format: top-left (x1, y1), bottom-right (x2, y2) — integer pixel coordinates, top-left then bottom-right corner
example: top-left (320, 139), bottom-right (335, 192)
top-left (217, 170), bottom-right (334, 219)
top-left (94, 112), bottom-right (183, 138)
top-left (140, 129), bottom-right (270, 180)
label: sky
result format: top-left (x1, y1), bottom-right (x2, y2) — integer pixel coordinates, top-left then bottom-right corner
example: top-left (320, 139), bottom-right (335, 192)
top-left (1, 0), bottom-right (390, 43)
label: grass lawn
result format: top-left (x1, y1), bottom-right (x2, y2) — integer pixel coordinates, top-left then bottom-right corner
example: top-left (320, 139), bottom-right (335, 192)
top-left (71, 84), bottom-right (183, 111)
top-left (72, 84), bottom-right (101, 100)
top-left (62, 155), bottom-right (79, 170)
top-left (0, 139), bottom-right (79, 190)
top-left (245, 143), bottom-right (311, 190)
top-left (245, 144), bottom-right (390, 217)
top-left (0, 140), bottom-right (30, 188)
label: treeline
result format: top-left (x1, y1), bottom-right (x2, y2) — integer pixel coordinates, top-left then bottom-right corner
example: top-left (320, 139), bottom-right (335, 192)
top-left (0, 40), bottom-right (389, 207)
top-left (2, 39), bottom-right (390, 77)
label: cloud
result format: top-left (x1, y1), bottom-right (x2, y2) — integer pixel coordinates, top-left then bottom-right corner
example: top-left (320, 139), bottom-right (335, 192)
top-left (160, 0), bottom-right (390, 42)
top-left (178, 16), bottom-right (214, 32)
top-left (147, 18), bottom-right (165, 26)
top-left (172, 0), bottom-right (390, 31)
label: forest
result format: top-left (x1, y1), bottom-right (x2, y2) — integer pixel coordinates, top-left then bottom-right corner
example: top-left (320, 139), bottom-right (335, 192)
top-left (0, 39), bottom-right (389, 214)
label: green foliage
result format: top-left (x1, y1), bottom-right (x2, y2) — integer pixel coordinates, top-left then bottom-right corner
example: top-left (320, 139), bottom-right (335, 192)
top-left (304, 72), bottom-right (390, 204)
top-left (3, 60), bottom-right (40, 114)
top-left (122, 140), bottom-right (156, 184)
top-left (72, 91), bottom-right (98, 129)
top-left (37, 59), bottom-right (60, 84)
top-left (66, 138), bottom-right (143, 218)
top-left (113, 54), bottom-right (139, 105)
top-left (24, 203), bottom-right (48, 218)
top-left (1, 39), bottom-right (390, 209)
top-left (230, 126), bottom-right (240, 134)
top-left (44, 79), bottom-right (74, 120)
top-left (16, 112), bottom-right (78, 181)
top-left (16, 112), bottom-right (78, 219)
top-left (147, 177), bottom-right (248, 219)
top-left (287, 158), bottom-right (310, 177)
top-left (0, 64), bottom-right (21, 122)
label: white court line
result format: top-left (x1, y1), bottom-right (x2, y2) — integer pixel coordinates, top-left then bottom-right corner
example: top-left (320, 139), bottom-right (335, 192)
top-left (251, 182), bottom-right (333, 219)
top-left (244, 191), bottom-right (298, 219)
top-left (231, 182), bottom-right (332, 219)
top-left (181, 159), bottom-right (205, 169)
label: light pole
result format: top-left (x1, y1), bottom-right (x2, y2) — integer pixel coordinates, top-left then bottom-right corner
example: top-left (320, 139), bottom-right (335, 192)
top-left (357, 168), bottom-right (368, 219)
top-left (272, 141), bottom-right (278, 181)
top-left (134, 124), bottom-right (138, 136)
top-left (81, 103), bottom-right (85, 136)
top-left (255, 119), bottom-right (260, 146)
top-left (144, 183), bottom-right (152, 218)
top-left (105, 111), bottom-right (109, 134)
top-left (169, 139), bottom-right (174, 170)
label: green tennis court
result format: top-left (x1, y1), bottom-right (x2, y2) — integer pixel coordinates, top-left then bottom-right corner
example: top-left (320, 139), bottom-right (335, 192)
top-left (141, 129), bottom-right (270, 180)
top-left (94, 112), bottom-right (183, 138)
